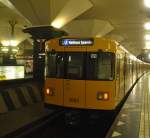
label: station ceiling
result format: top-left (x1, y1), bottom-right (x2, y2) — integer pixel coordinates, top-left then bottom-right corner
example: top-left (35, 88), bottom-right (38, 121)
top-left (0, 0), bottom-right (150, 56)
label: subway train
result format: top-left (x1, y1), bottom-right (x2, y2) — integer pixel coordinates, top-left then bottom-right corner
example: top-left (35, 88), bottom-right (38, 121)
top-left (44, 37), bottom-right (149, 112)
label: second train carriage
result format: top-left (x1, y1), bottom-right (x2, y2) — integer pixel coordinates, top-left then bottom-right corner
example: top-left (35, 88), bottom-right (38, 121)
top-left (44, 37), bottom-right (149, 111)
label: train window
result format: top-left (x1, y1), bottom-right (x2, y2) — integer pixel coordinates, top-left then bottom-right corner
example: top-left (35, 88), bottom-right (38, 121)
top-left (86, 53), bottom-right (98, 79)
top-left (66, 52), bottom-right (85, 79)
top-left (86, 52), bottom-right (115, 80)
top-left (47, 52), bottom-right (64, 78)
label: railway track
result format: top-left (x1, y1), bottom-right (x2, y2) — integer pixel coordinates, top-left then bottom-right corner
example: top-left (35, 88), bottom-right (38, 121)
top-left (15, 109), bottom-right (117, 138)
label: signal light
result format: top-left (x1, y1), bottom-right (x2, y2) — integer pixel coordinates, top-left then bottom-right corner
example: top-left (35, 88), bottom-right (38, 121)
top-left (97, 92), bottom-right (109, 100)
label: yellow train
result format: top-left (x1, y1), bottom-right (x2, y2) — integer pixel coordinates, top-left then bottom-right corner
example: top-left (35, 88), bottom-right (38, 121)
top-left (44, 37), bottom-right (149, 111)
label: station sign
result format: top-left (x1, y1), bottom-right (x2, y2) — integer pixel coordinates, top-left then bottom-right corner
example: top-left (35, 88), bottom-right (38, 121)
top-left (59, 38), bottom-right (93, 46)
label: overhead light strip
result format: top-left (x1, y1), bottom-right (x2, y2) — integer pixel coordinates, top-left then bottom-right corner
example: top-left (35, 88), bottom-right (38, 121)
top-left (144, 0), bottom-right (150, 8)
top-left (145, 34), bottom-right (150, 40)
top-left (144, 22), bottom-right (150, 30)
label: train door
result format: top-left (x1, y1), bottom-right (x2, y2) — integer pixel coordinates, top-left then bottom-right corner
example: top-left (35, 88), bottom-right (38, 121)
top-left (125, 56), bottom-right (132, 93)
top-left (128, 58), bottom-right (133, 91)
top-left (118, 52), bottom-right (125, 99)
top-left (133, 61), bottom-right (136, 83)
top-left (116, 54), bottom-right (120, 99)
top-left (123, 54), bottom-right (127, 95)
top-left (131, 61), bottom-right (134, 84)
top-left (64, 52), bottom-right (86, 108)
top-left (136, 61), bottom-right (139, 79)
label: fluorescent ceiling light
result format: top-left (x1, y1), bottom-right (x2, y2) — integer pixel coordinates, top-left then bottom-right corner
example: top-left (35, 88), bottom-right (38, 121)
top-left (145, 47), bottom-right (150, 49)
top-left (10, 40), bottom-right (18, 46)
top-left (146, 41), bottom-right (150, 47)
top-left (51, 18), bottom-right (66, 29)
top-left (12, 49), bottom-right (18, 52)
top-left (144, 22), bottom-right (150, 30)
top-left (144, 0), bottom-right (150, 8)
top-left (145, 34), bottom-right (150, 40)
top-left (1, 40), bottom-right (19, 46)
top-left (1, 48), bottom-right (9, 52)
top-left (1, 40), bottom-right (10, 46)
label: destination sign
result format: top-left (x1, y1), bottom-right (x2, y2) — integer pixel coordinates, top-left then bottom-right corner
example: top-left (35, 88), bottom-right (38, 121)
top-left (59, 38), bottom-right (93, 46)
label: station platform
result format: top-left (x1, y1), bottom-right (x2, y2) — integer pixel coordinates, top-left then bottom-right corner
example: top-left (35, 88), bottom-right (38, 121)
top-left (106, 73), bottom-right (150, 138)
top-left (0, 81), bottom-right (53, 137)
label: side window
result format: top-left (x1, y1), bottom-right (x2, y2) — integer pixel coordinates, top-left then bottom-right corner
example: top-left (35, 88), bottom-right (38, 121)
top-left (116, 54), bottom-right (120, 79)
top-left (86, 53), bottom-right (98, 79)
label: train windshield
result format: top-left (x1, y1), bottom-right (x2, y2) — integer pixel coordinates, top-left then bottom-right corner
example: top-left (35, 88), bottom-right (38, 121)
top-left (46, 52), bottom-right (115, 80)
top-left (86, 52), bottom-right (115, 80)
top-left (66, 52), bottom-right (85, 79)
top-left (46, 52), bottom-right (64, 78)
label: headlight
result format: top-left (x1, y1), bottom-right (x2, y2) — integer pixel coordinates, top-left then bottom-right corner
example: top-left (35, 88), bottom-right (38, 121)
top-left (97, 92), bottom-right (109, 100)
top-left (46, 88), bottom-right (50, 95)
top-left (45, 88), bottom-right (54, 96)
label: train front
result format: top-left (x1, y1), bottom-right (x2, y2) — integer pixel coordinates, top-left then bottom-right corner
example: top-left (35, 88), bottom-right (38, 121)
top-left (44, 37), bottom-right (117, 111)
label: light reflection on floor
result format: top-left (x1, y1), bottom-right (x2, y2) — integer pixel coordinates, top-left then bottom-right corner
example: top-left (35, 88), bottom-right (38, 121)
top-left (0, 66), bottom-right (25, 80)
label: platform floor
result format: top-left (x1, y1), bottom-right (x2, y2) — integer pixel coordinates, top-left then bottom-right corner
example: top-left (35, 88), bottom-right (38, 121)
top-left (108, 73), bottom-right (150, 138)
top-left (0, 102), bottom-right (53, 137)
